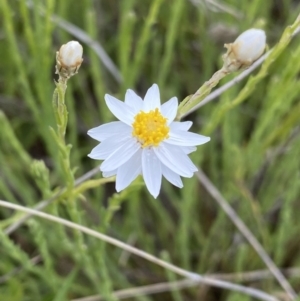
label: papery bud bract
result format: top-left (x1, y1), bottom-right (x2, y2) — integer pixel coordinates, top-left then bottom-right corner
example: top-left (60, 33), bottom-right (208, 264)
top-left (56, 41), bottom-right (83, 80)
top-left (222, 29), bottom-right (266, 72)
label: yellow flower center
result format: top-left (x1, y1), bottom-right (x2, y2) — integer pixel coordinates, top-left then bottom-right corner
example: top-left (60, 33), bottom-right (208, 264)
top-left (132, 108), bottom-right (169, 148)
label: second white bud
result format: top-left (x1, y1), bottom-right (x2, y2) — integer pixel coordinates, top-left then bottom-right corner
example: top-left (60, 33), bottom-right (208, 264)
top-left (223, 28), bottom-right (266, 72)
top-left (233, 29), bottom-right (266, 63)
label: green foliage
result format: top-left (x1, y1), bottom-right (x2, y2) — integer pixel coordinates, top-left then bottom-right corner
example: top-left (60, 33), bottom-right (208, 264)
top-left (0, 0), bottom-right (299, 300)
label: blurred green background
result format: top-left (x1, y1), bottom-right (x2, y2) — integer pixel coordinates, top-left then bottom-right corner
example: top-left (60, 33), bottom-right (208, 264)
top-left (0, 0), bottom-right (300, 300)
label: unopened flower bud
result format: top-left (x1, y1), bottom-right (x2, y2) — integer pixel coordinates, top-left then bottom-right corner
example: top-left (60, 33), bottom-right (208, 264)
top-left (56, 41), bottom-right (83, 80)
top-left (222, 29), bottom-right (266, 72)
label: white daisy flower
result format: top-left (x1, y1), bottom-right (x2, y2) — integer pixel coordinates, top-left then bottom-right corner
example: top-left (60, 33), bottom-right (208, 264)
top-left (87, 84), bottom-right (210, 198)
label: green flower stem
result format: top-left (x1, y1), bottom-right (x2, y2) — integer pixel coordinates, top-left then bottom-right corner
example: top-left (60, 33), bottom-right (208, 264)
top-left (51, 62), bottom-right (90, 277)
top-left (51, 80), bottom-right (74, 190)
top-left (52, 81), bottom-right (67, 139)
top-left (177, 68), bottom-right (228, 120)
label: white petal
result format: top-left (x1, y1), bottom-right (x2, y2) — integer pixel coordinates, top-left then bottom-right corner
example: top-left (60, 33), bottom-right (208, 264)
top-left (181, 146), bottom-right (197, 154)
top-left (103, 170), bottom-right (117, 177)
top-left (142, 148), bottom-right (162, 198)
top-left (88, 134), bottom-right (132, 160)
top-left (116, 149), bottom-right (142, 192)
top-left (167, 129), bottom-right (210, 146)
top-left (105, 94), bottom-right (136, 125)
top-left (170, 121), bottom-right (193, 131)
top-left (125, 89), bottom-right (143, 113)
top-left (161, 97), bottom-right (178, 124)
top-left (87, 121), bottom-right (131, 142)
top-left (100, 138), bottom-right (140, 172)
top-left (161, 164), bottom-right (183, 188)
top-left (154, 142), bottom-right (197, 177)
top-left (143, 84), bottom-right (160, 112)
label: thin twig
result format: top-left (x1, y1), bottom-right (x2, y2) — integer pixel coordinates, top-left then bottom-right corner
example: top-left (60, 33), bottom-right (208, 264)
top-left (0, 200), bottom-right (279, 301)
top-left (118, 233), bottom-right (137, 266)
top-left (212, 268), bottom-right (300, 282)
top-left (4, 166), bottom-right (100, 235)
top-left (71, 279), bottom-right (200, 301)
top-left (72, 268), bottom-right (300, 301)
top-left (195, 169), bottom-right (297, 300)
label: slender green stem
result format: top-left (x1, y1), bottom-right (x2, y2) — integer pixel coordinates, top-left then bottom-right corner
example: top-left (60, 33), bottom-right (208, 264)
top-left (51, 80), bottom-right (74, 189)
top-left (177, 68), bottom-right (228, 119)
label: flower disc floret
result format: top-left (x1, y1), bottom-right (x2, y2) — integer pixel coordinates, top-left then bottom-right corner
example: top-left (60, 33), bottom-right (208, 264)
top-left (132, 108), bottom-right (169, 147)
